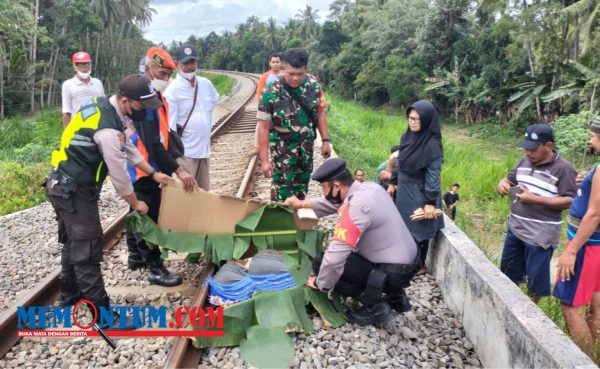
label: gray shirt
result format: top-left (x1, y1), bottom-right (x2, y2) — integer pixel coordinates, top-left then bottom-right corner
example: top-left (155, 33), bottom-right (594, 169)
top-left (505, 152), bottom-right (577, 248)
top-left (312, 181), bottom-right (418, 291)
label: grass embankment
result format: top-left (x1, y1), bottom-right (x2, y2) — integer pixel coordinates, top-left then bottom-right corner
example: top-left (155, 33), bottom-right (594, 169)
top-left (0, 110), bottom-right (62, 215)
top-left (327, 95), bottom-right (584, 349)
top-left (198, 72), bottom-right (235, 96)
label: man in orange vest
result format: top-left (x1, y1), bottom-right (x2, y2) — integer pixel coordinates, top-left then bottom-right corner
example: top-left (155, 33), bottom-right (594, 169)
top-left (123, 46), bottom-right (197, 287)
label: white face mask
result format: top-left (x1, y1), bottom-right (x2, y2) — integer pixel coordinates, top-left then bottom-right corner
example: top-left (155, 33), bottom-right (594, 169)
top-left (151, 78), bottom-right (170, 93)
top-left (178, 68), bottom-right (196, 80)
top-left (77, 70), bottom-right (91, 79)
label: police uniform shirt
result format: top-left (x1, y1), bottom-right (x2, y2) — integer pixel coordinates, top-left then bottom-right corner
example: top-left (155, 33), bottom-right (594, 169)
top-left (312, 181), bottom-right (418, 291)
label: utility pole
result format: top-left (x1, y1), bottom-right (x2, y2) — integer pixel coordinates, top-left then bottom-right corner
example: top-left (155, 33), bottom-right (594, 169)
top-left (30, 0), bottom-right (39, 113)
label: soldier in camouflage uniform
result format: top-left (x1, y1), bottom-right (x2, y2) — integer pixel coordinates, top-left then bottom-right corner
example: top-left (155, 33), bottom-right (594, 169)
top-left (257, 48), bottom-right (332, 201)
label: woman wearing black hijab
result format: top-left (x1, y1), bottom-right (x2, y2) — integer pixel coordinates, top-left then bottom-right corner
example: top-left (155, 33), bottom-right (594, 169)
top-left (388, 100), bottom-right (444, 268)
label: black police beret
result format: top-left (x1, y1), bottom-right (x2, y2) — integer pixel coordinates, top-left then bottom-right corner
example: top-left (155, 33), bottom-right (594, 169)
top-left (311, 158), bottom-right (347, 182)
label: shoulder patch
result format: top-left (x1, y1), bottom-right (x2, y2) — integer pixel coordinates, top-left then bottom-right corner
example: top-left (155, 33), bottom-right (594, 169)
top-left (332, 202), bottom-right (361, 247)
top-left (80, 106), bottom-right (98, 121)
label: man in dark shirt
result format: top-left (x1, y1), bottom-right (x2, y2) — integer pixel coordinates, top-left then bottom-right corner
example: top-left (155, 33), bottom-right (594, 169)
top-left (496, 124), bottom-right (577, 303)
top-left (443, 183), bottom-right (460, 220)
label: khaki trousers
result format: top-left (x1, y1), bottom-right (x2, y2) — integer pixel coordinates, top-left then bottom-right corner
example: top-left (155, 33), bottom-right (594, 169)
top-left (178, 157), bottom-right (210, 190)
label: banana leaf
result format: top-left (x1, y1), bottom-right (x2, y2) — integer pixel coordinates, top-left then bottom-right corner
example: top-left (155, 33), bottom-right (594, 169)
top-left (239, 325), bottom-right (295, 369)
top-left (194, 298), bottom-right (255, 348)
top-left (233, 236), bottom-right (251, 259)
top-left (305, 289), bottom-right (346, 328)
top-left (254, 286), bottom-right (314, 334)
top-left (207, 234), bottom-right (234, 264)
top-left (236, 205), bottom-right (296, 233)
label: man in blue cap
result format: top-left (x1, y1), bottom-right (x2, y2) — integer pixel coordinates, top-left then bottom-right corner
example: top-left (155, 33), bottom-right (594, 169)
top-left (285, 158), bottom-right (419, 325)
top-left (496, 123), bottom-right (577, 303)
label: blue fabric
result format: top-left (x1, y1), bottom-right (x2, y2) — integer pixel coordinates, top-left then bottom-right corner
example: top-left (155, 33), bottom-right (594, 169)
top-left (208, 272), bottom-right (296, 306)
top-left (500, 228), bottom-right (554, 296)
top-left (569, 166), bottom-right (596, 220)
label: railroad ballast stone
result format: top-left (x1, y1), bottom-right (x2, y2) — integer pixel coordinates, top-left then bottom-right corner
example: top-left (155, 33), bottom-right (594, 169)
top-left (0, 71), bottom-right (481, 369)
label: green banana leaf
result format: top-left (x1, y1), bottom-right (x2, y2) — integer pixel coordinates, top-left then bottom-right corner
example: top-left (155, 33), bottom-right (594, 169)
top-left (207, 234), bottom-right (234, 264)
top-left (236, 204), bottom-right (296, 233)
top-left (233, 236), bottom-right (251, 259)
top-left (239, 325), bottom-right (295, 369)
top-left (305, 289), bottom-right (346, 328)
top-left (194, 298), bottom-right (255, 348)
top-left (254, 286), bottom-right (314, 334)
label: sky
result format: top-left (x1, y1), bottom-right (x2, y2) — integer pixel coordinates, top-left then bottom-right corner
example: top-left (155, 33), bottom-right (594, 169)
top-left (143, 0), bottom-right (332, 45)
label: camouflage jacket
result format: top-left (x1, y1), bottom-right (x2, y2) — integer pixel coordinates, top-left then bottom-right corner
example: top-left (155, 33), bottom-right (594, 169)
top-left (257, 74), bottom-right (325, 140)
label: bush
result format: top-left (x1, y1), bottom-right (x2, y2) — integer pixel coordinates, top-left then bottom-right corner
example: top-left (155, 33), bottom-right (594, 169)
top-left (552, 111), bottom-right (590, 161)
top-left (0, 161), bottom-right (50, 215)
top-left (12, 143), bottom-right (53, 164)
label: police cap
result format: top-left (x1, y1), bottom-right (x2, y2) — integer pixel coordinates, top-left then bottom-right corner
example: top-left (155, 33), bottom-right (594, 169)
top-left (311, 158), bottom-right (347, 182)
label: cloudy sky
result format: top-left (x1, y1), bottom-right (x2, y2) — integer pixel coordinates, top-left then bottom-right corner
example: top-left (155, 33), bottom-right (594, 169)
top-left (144, 0), bottom-right (332, 45)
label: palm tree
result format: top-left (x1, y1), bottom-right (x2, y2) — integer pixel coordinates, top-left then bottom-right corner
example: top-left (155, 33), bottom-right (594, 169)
top-left (295, 5), bottom-right (320, 41)
top-left (263, 17), bottom-right (280, 51)
top-left (562, 0), bottom-right (600, 53)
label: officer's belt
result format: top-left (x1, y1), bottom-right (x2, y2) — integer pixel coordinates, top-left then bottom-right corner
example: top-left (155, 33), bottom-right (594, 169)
top-left (378, 262), bottom-right (418, 275)
top-left (567, 214), bottom-right (600, 232)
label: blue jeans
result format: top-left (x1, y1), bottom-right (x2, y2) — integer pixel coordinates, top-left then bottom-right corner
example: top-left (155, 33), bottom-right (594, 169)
top-left (500, 229), bottom-right (554, 296)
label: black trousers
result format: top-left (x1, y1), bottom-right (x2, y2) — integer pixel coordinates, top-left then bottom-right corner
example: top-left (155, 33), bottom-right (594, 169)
top-left (126, 185), bottom-right (162, 267)
top-left (47, 184), bottom-right (110, 308)
top-left (312, 252), bottom-right (415, 305)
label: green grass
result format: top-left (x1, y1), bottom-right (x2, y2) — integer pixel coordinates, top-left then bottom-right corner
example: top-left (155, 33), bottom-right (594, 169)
top-left (0, 109), bottom-right (61, 215)
top-left (328, 95), bottom-right (599, 363)
top-left (198, 72), bottom-right (235, 96)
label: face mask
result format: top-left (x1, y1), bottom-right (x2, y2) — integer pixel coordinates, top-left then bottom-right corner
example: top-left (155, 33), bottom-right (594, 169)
top-left (127, 106), bottom-right (147, 121)
top-left (178, 68), bottom-right (196, 80)
top-left (151, 78), bottom-right (170, 93)
top-left (325, 184), bottom-right (343, 205)
top-left (77, 70), bottom-right (91, 79)
top-left (149, 69), bottom-right (170, 93)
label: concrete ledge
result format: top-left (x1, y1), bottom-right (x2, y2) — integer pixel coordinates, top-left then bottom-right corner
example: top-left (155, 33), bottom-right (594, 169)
top-left (429, 216), bottom-right (598, 369)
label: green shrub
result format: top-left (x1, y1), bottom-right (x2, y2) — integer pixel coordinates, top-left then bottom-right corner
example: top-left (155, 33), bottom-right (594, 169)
top-left (12, 143), bottom-right (53, 164)
top-left (0, 161), bottom-right (50, 215)
top-left (198, 72), bottom-right (235, 96)
top-left (552, 111), bottom-right (590, 161)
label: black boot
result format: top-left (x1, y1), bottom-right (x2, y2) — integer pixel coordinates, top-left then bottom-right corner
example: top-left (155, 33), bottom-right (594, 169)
top-left (126, 241), bottom-right (146, 270)
top-left (147, 263), bottom-right (183, 287)
top-left (59, 278), bottom-right (82, 309)
top-left (386, 292), bottom-right (412, 313)
top-left (345, 302), bottom-right (393, 326)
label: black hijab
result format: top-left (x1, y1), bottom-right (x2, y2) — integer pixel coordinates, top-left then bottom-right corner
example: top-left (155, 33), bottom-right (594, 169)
top-left (397, 100), bottom-right (443, 173)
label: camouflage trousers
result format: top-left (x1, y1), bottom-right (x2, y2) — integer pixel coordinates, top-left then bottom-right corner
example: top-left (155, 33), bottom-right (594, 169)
top-left (269, 137), bottom-right (314, 202)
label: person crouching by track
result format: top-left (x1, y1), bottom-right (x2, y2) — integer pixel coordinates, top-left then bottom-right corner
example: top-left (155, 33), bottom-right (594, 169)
top-left (122, 47), bottom-right (197, 287)
top-left (284, 158), bottom-right (419, 326)
top-left (46, 74), bottom-right (171, 328)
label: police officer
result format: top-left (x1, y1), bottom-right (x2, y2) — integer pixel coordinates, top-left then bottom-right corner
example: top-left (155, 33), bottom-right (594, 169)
top-left (122, 47), bottom-right (197, 287)
top-left (285, 158), bottom-right (419, 325)
top-left (257, 48), bottom-right (331, 202)
top-left (47, 74), bottom-right (170, 326)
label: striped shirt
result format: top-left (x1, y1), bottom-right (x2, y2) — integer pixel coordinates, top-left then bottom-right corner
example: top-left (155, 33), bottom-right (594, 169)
top-left (506, 152), bottom-right (577, 248)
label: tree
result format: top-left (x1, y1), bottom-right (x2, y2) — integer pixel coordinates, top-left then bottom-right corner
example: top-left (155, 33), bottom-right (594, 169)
top-left (295, 5), bottom-right (320, 41)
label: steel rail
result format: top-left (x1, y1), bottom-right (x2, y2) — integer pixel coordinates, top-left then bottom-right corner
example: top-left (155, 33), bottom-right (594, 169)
top-left (163, 71), bottom-right (259, 368)
top-left (0, 207), bottom-right (129, 359)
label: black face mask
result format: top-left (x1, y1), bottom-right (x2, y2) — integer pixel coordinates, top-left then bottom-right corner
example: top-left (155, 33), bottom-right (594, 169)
top-left (325, 184), bottom-right (343, 205)
top-left (127, 107), bottom-right (147, 122)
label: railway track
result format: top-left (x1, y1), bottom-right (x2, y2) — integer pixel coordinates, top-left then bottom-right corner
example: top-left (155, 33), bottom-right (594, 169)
top-left (0, 71), bottom-right (260, 368)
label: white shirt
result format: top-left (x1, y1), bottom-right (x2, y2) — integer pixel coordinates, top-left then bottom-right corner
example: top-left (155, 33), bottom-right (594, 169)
top-left (61, 76), bottom-right (105, 115)
top-left (164, 74), bottom-right (219, 159)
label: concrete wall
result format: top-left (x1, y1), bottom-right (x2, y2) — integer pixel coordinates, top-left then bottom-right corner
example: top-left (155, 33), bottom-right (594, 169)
top-left (428, 216), bottom-right (598, 369)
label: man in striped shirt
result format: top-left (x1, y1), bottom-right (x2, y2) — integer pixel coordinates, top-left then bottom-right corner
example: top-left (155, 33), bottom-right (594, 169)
top-left (496, 124), bottom-right (577, 303)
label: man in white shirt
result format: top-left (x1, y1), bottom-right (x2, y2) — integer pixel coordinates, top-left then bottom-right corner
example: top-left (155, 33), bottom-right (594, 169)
top-left (164, 45), bottom-right (219, 190)
top-left (61, 51), bottom-right (105, 128)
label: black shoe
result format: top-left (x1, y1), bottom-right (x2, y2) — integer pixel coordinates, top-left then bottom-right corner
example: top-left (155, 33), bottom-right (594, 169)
top-left (128, 258), bottom-right (146, 270)
top-left (387, 294), bottom-right (412, 313)
top-left (59, 293), bottom-right (82, 309)
top-left (147, 266), bottom-right (183, 287)
top-left (345, 302), bottom-right (393, 326)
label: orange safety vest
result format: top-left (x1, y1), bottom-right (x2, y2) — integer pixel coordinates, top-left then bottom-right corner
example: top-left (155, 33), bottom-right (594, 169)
top-left (125, 95), bottom-right (170, 183)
